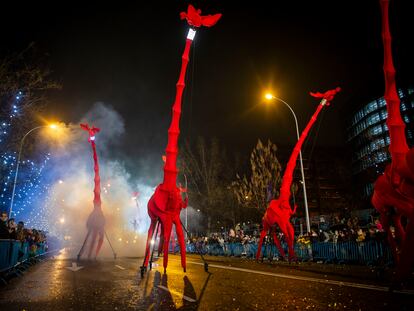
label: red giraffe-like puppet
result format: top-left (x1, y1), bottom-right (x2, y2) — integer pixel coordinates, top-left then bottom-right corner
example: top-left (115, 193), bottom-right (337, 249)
top-left (141, 5), bottom-right (221, 274)
top-left (256, 87), bottom-right (340, 262)
top-left (371, 0), bottom-right (414, 286)
top-left (77, 123), bottom-right (106, 260)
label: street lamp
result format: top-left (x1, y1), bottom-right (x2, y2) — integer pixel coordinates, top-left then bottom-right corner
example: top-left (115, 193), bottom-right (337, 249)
top-left (9, 123), bottom-right (59, 218)
top-left (264, 93), bottom-right (311, 233)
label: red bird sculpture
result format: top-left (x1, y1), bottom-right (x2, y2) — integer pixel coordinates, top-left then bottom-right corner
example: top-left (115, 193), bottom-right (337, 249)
top-left (80, 123), bottom-right (100, 142)
top-left (180, 4), bottom-right (222, 28)
top-left (309, 87), bottom-right (341, 105)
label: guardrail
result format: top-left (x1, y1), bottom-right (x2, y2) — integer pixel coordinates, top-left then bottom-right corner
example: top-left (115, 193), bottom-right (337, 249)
top-left (184, 240), bottom-right (394, 266)
top-left (0, 239), bottom-right (48, 283)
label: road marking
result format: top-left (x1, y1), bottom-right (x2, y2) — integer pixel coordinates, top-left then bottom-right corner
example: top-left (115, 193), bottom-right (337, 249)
top-left (65, 262), bottom-right (83, 272)
top-left (115, 265), bottom-right (126, 270)
top-left (157, 285), bottom-right (197, 302)
top-left (183, 259), bottom-right (414, 295)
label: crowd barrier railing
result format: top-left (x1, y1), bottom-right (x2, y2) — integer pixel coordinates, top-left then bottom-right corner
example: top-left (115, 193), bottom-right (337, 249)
top-left (0, 239), bottom-right (48, 274)
top-left (184, 239), bottom-right (394, 266)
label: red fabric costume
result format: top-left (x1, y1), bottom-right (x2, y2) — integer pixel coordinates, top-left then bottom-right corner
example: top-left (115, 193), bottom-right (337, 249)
top-left (142, 5), bottom-right (221, 273)
top-left (77, 123), bottom-right (106, 260)
top-left (371, 0), bottom-right (414, 285)
top-left (256, 87), bottom-right (340, 261)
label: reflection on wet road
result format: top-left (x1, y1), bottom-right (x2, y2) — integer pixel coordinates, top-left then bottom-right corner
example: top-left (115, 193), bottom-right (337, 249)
top-left (0, 252), bottom-right (413, 310)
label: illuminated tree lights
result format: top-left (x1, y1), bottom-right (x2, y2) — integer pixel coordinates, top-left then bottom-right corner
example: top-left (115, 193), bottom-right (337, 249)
top-left (0, 91), bottom-right (52, 229)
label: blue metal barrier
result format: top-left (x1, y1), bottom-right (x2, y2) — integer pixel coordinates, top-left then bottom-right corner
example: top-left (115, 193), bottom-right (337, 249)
top-left (19, 242), bottom-right (29, 262)
top-left (185, 239), bottom-right (394, 266)
top-left (9, 241), bottom-right (21, 267)
top-left (0, 240), bottom-right (11, 272)
top-left (0, 239), bottom-right (48, 274)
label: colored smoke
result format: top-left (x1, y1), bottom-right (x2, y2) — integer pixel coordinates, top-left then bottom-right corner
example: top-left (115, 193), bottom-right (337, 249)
top-left (33, 103), bottom-right (160, 258)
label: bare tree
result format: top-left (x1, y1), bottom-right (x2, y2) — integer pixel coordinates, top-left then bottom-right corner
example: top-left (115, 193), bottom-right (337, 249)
top-left (1, 43), bottom-right (61, 153)
top-left (233, 139), bottom-right (282, 213)
top-left (181, 137), bottom-right (235, 233)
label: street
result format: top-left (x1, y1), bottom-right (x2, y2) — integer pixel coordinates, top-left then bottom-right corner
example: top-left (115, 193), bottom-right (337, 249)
top-left (0, 251), bottom-right (413, 310)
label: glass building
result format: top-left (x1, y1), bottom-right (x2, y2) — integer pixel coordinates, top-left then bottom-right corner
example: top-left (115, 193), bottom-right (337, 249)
top-left (347, 88), bottom-right (414, 197)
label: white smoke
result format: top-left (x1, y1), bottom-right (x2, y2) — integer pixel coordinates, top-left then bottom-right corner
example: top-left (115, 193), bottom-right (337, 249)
top-left (39, 102), bottom-right (159, 258)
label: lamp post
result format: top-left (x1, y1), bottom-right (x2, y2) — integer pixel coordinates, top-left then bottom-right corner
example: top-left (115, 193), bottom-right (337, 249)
top-left (264, 94), bottom-right (311, 233)
top-left (9, 124), bottom-right (58, 218)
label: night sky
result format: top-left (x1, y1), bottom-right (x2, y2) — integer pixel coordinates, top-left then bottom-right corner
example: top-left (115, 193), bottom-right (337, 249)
top-left (1, 0), bottom-right (413, 176)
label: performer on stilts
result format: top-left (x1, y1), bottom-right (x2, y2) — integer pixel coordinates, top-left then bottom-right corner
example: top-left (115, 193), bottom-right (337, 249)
top-left (371, 0), bottom-right (414, 288)
top-left (140, 4), bottom-right (221, 275)
top-left (77, 123), bottom-right (115, 260)
top-left (256, 87), bottom-right (340, 262)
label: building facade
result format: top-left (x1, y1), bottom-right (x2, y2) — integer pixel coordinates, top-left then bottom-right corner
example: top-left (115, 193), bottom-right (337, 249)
top-left (347, 88), bottom-right (414, 198)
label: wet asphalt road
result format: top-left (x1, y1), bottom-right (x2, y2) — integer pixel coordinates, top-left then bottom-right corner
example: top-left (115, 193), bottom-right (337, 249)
top-left (0, 252), bottom-right (413, 311)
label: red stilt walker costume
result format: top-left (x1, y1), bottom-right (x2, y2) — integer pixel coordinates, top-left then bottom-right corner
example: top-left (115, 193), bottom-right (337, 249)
top-left (371, 0), bottom-right (414, 287)
top-left (141, 5), bottom-right (221, 275)
top-left (256, 87), bottom-right (340, 262)
top-left (77, 124), bottom-right (106, 260)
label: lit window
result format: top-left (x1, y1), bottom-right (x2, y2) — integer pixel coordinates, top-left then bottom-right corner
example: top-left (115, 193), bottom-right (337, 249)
top-left (367, 113), bottom-right (380, 126)
top-left (378, 98), bottom-right (386, 107)
top-left (365, 101), bottom-right (378, 114)
top-left (380, 110), bottom-right (387, 120)
top-left (371, 125), bottom-right (382, 136)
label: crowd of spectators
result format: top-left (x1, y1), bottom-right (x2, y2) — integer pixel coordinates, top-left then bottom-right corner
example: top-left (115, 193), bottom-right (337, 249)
top-left (300, 215), bottom-right (387, 245)
top-left (186, 213), bottom-right (389, 250)
top-left (0, 211), bottom-right (47, 255)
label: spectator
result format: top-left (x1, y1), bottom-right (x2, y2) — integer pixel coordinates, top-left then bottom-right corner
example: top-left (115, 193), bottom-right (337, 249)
top-left (374, 219), bottom-right (383, 232)
top-left (218, 235), bottom-right (226, 252)
top-left (0, 211), bottom-right (9, 238)
top-left (8, 218), bottom-right (17, 239)
top-left (242, 222), bottom-right (248, 233)
top-left (320, 229), bottom-right (330, 243)
top-left (310, 229), bottom-right (318, 243)
top-left (333, 230), bottom-right (339, 244)
top-left (356, 228), bottom-right (366, 243)
top-left (367, 226), bottom-right (376, 240)
top-left (16, 221), bottom-right (25, 241)
top-left (235, 223), bottom-right (240, 233)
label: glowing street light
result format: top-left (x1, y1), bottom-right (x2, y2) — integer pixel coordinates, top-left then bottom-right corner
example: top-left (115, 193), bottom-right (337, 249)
top-left (9, 123), bottom-right (60, 218)
top-left (263, 92), bottom-right (311, 233)
top-left (60, 217), bottom-right (65, 224)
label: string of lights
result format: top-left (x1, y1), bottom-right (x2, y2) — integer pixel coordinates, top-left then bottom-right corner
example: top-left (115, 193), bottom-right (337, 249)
top-left (0, 91), bottom-right (52, 228)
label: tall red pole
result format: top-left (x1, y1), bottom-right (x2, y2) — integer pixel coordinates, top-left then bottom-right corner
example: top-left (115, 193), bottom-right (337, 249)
top-left (77, 124), bottom-right (106, 260)
top-left (380, 0), bottom-right (409, 166)
top-left (80, 123), bottom-right (102, 208)
top-left (162, 37), bottom-right (193, 191)
top-left (279, 88), bottom-right (340, 202)
top-left (91, 140), bottom-right (101, 208)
